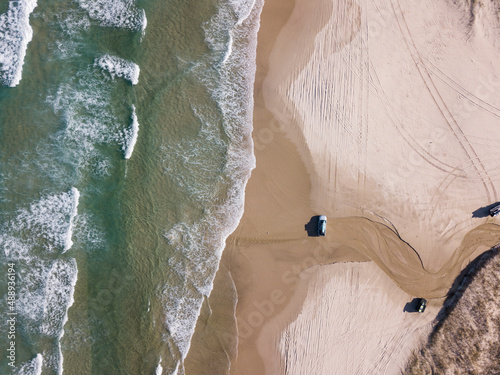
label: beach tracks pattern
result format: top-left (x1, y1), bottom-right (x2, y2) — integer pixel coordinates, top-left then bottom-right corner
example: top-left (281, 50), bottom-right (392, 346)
top-left (263, 0), bottom-right (500, 263)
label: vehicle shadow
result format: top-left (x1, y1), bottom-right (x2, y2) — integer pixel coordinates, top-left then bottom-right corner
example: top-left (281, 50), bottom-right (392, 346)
top-left (472, 202), bottom-right (499, 218)
top-left (305, 216), bottom-right (320, 237)
top-left (403, 298), bottom-right (423, 313)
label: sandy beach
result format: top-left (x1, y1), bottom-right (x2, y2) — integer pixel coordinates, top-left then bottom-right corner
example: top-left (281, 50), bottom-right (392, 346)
top-left (185, 0), bottom-right (500, 373)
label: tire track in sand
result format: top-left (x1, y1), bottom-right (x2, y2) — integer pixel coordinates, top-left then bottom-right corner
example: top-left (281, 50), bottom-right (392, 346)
top-left (327, 217), bottom-right (500, 299)
top-left (390, 0), bottom-right (497, 203)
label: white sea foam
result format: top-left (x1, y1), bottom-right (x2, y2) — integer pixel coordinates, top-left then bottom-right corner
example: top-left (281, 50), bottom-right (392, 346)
top-left (123, 105), bottom-right (139, 159)
top-left (172, 363), bottom-right (179, 375)
top-left (2, 255), bottom-right (78, 374)
top-left (162, 218), bottom-right (235, 363)
top-left (73, 212), bottom-right (106, 251)
top-left (155, 358), bottom-right (163, 375)
top-left (162, 116), bottom-right (227, 203)
top-left (14, 353), bottom-right (43, 375)
top-left (0, 0), bottom-right (38, 87)
top-left (204, 0), bottom-right (259, 65)
top-left (78, 0), bottom-right (146, 32)
top-left (160, 0), bottom-right (262, 370)
top-left (41, 258), bottom-right (77, 335)
top-left (160, 273), bottom-right (204, 359)
top-left (222, 34), bottom-right (233, 65)
top-left (58, 9), bottom-right (91, 37)
top-left (11, 188), bottom-right (80, 253)
top-left (235, 0), bottom-right (257, 25)
top-left (41, 258), bottom-right (78, 375)
top-left (95, 54), bottom-right (140, 85)
top-left (49, 79), bottom-right (116, 164)
top-left (11, 257), bottom-right (77, 374)
top-left (47, 69), bottom-right (136, 168)
top-left (0, 191), bottom-right (80, 374)
top-left (64, 187), bottom-right (80, 252)
top-left (51, 9), bottom-right (91, 60)
top-left (0, 234), bottom-right (31, 262)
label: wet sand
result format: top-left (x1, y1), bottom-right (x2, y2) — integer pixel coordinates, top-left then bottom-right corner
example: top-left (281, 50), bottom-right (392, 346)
top-left (185, 0), bottom-right (500, 373)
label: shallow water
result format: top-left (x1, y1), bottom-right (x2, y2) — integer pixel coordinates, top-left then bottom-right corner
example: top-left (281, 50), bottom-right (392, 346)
top-left (0, 0), bottom-right (259, 373)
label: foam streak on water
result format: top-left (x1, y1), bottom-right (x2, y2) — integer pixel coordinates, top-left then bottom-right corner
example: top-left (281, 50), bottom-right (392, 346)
top-left (95, 54), bottom-right (140, 85)
top-left (0, 0), bottom-right (38, 87)
top-left (13, 353), bottom-right (43, 375)
top-left (155, 358), bottom-right (163, 375)
top-left (78, 0), bottom-right (146, 32)
top-left (123, 105), bottom-right (140, 159)
top-left (64, 187), bottom-right (80, 252)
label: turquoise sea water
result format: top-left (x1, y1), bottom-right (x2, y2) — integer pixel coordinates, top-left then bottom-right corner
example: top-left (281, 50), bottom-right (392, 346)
top-left (0, 0), bottom-right (260, 373)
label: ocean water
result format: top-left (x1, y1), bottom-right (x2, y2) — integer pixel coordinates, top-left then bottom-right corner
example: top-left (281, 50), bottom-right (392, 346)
top-left (0, 0), bottom-right (260, 373)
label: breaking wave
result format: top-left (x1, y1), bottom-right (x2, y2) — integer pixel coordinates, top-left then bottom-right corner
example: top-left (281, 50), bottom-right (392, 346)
top-left (3, 188), bottom-right (80, 254)
top-left (0, 0), bottom-right (38, 87)
top-left (47, 66), bottom-right (139, 172)
top-left (123, 105), bottom-right (140, 159)
top-left (95, 54), bottom-right (140, 85)
top-left (41, 258), bottom-right (78, 375)
top-left (155, 358), bottom-right (163, 375)
top-left (77, 0), bottom-right (146, 32)
top-left (13, 354), bottom-right (43, 375)
top-left (0, 190), bottom-right (79, 374)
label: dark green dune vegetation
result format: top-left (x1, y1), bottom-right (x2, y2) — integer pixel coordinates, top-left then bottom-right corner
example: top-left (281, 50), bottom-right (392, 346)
top-left (404, 246), bottom-right (500, 374)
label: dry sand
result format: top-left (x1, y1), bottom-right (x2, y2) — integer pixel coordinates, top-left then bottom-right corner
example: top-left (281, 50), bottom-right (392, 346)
top-left (185, 0), bottom-right (500, 374)
top-left (274, 262), bottom-right (437, 375)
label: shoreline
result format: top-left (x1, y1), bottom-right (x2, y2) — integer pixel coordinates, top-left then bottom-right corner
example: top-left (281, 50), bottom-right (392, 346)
top-left (185, 0), bottom-right (500, 373)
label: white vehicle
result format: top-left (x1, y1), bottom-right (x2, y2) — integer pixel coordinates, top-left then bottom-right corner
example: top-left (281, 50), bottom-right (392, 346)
top-left (318, 215), bottom-right (327, 236)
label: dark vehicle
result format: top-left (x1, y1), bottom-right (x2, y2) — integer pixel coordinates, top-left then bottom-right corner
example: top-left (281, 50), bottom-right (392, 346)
top-left (318, 215), bottom-right (327, 236)
top-left (490, 204), bottom-right (500, 217)
top-left (417, 298), bottom-right (427, 313)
